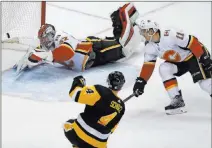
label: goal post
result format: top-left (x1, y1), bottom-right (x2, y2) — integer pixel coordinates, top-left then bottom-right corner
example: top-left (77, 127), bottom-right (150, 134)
top-left (41, 1), bottom-right (46, 27)
top-left (2, 1), bottom-right (46, 50)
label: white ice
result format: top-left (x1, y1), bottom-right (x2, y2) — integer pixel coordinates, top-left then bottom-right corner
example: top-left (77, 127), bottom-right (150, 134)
top-left (2, 2), bottom-right (211, 148)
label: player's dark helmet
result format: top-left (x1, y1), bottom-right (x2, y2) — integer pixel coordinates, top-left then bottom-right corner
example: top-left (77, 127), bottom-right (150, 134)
top-left (38, 24), bottom-right (56, 50)
top-left (107, 71), bottom-right (125, 91)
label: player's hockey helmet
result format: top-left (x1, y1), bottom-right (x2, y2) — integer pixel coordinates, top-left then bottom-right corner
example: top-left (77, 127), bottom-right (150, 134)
top-left (38, 24), bottom-right (56, 49)
top-left (107, 71), bottom-right (125, 91)
top-left (135, 19), bottom-right (160, 36)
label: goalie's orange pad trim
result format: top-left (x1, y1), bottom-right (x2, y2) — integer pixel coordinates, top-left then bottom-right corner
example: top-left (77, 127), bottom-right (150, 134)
top-left (119, 3), bottom-right (130, 38)
top-left (52, 44), bottom-right (75, 62)
top-left (187, 36), bottom-right (204, 58)
top-left (29, 54), bottom-right (42, 62)
top-left (128, 5), bottom-right (136, 16)
top-left (140, 62), bottom-right (156, 81)
top-left (119, 3), bottom-right (135, 46)
top-left (164, 79), bottom-right (178, 90)
top-left (76, 42), bottom-right (93, 54)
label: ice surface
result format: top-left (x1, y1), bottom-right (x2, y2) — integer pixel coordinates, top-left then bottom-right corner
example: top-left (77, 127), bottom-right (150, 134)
top-left (2, 61), bottom-right (139, 101)
top-left (2, 2), bottom-right (211, 148)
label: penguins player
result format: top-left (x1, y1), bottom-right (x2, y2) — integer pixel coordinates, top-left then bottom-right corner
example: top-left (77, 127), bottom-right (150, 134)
top-left (64, 71), bottom-right (126, 148)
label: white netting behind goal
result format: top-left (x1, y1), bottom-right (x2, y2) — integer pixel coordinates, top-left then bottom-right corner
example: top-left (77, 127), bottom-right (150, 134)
top-left (2, 2), bottom-right (44, 49)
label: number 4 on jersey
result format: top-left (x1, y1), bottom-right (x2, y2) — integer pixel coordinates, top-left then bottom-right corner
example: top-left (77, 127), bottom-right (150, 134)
top-left (98, 112), bottom-right (117, 126)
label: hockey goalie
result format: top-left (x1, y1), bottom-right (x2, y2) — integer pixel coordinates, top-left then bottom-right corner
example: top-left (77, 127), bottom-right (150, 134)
top-left (14, 3), bottom-right (142, 74)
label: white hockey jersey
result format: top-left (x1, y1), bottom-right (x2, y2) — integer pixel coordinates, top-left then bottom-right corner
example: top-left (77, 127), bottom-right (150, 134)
top-left (15, 31), bottom-right (93, 73)
top-left (144, 29), bottom-right (194, 63)
top-left (38, 31), bottom-right (91, 71)
top-left (52, 31), bottom-right (80, 50)
top-left (138, 28), bottom-right (208, 81)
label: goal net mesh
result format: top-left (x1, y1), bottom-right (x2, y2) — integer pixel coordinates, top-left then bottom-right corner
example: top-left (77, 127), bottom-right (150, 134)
top-left (2, 2), bottom-right (43, 47)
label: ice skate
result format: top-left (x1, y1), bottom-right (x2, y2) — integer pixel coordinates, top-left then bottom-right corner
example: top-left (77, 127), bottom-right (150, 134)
top-left (165, 91), bottom-right (187, 115)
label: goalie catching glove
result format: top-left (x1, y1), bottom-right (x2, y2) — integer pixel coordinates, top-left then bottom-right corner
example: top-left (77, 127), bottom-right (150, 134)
top-left (14, 48), bottom-right (53, 74)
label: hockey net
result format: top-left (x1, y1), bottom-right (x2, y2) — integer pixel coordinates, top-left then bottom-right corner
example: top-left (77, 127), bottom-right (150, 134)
top-left (2, 2), bottom-right (46, 51)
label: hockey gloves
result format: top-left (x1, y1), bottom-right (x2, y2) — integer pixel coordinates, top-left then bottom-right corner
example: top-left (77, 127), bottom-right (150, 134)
top-left (200, 52), bottom-right (212, 72)
top-left (133, 77), bottom-right (147, 97)
top-left (69, 76), bottom-right (86, 93)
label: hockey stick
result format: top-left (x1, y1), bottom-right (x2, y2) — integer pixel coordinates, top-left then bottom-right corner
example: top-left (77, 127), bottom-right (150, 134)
top-left (123, 93), bottom-right (135, 103)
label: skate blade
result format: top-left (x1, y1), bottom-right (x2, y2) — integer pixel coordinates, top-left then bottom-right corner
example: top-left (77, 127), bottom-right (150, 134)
top-left (166, 107), bottom-right (187, 115)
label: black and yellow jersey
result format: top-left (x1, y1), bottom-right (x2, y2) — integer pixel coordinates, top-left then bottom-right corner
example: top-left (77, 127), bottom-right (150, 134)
top-left (69, 84), bottom-right (125, 148)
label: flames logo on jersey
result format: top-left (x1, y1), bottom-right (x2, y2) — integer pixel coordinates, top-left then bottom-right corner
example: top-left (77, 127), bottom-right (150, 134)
top-left (163, 50), bottom-right (181, 62)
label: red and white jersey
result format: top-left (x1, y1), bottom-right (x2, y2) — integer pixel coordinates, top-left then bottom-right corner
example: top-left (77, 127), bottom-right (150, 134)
top-left (53, 31), bottom-right (80, 50)
top-left (139, 28), bottom-right (207, 81)
top-left (144, 28), bottom-right (194, 63)
top-left (32, 31), bottom-right (91, 72)
top-left (52, 31), bottom-right (92, 71)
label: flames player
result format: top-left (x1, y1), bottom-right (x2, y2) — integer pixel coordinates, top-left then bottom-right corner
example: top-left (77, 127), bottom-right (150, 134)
top-left (64, 71), bottom-right (125, 148)
top-left (14, 23), bottom-right (126, 73)
top-left (131, 19), bottom-right (212, 115)
top-left (14, 3), bottom-right (141, 75)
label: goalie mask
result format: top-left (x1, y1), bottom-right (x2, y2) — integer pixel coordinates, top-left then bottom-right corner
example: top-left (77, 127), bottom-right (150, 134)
top-left (107, 71), bottom-right (125, 91)
top-left (38, 24), bottom-right (56, 50)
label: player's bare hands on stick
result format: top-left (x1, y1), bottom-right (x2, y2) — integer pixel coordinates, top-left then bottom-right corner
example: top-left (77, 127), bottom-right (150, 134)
top-left (133, 77), bottom-right (147, 97)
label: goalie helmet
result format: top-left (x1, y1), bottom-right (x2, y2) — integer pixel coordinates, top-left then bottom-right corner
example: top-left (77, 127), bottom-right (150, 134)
top-left (107, 71), bottom-right (125, 91)
top-left (38, 24), bottom-right (56, 49)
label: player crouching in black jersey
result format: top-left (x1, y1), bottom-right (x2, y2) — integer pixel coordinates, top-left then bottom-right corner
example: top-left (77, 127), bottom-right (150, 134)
top-left (64, 71), bottom-right (126, 148)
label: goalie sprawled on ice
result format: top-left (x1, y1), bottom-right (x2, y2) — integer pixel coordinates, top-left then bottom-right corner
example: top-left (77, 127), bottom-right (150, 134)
top-left (14, 3), bottom-right (141, 74)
